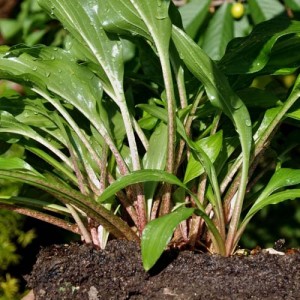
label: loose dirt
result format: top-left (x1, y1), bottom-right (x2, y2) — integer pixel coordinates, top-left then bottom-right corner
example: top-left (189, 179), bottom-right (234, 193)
top-left (25, 240), bottom-right (300, 299)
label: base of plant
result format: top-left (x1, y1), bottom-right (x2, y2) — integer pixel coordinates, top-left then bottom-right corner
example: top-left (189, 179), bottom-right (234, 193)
top-left (25, 240), bottom-right (300, 300)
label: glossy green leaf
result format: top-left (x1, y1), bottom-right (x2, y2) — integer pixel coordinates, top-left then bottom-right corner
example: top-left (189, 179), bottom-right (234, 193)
top-left (241, 189), bottom-right (300, 231)
top-left (141, 207), bottom-right (195, 270)
top-left (98, 0), bottom-right (150, 40)
top-left (100, 0), bottom-right (172, 53)
top-left (0, 111), bottom-right (71, 167)
top-left (261, 34), bottom-right (300, 75)
top-left (202, 3), bottom-right (233, 61)
top-left (179, 0), bottom-right (210, 39)
top-left (0, 157), bottom-right (41, 176)
top-left (220, 19), bottom-right (300, 75)
top-left (253, 107), bottom-right (282, 142)
top-left (138, 103), bottom-right (224, 230)
top-left (38, 0), bottom-right (124, 98)
top-left (184, 131), bottom-right (223, 183)
top-left (98, 169), bottom-right (195, 204)
top-left (248, 0), bottom-right (285, 24)
top-left (172, 25), bottom-right (251, 172)
top-left (256, 168), bottom-right (300, 203)
top-left (0, 45), bottom-right (102, 119)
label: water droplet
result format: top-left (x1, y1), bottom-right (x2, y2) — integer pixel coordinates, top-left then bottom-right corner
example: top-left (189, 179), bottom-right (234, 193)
top-left (46, 72), bottom-right (51, 77)
top-left (53, 47), bottom-right (58, 51)
top-left (51, 55), bottom-right (55, 60)
top-left (58, 69), bottom-right (62, 73)
top-left (32, 66), bottom-right (37, 71)
top-left (230, 98), bottom-right (242, 109)
top-left (245, 119), bottom-right (251, 127)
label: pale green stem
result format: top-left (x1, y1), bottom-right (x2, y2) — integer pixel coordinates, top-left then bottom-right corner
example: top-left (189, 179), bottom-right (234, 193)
top-left (115, 92), bottom-right (146, 233)
top-left (230, 86), bottom-right (300, 252)
top-left (66, 203), bottom-right (92, 243)
top-left (34, 89), bottom-right (108, 179)
top-left (132, 117), bottom-right (149, 151)
top-left (156, 46), bottom-right (177, 215)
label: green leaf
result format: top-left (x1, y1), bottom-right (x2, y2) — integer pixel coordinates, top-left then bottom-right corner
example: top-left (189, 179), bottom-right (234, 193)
top-left (98, 169), bottom-right (194, 203)
top-left (38, 0), bottom-right (124, 97)
top-left (142, 123), bottom-right (168, 217)
top-left (142, 123), bottom-right (168, 170)
top-left (256, 168), bottom-right (300, 202)
top-left (172, 25), bottom-right (251, 175)
top-left (220, 19), bottom-right (300, 75)
top-left (0, 157), bottom-right (42, 177)
top-left (184, 131), bottom-right (223, 183)
top-left (0, 111), bottom-right (71, 167)
top-left (237, 88), bottom-right (281, 108)
top-left (253, 106), bottom-right (282, 142)
top-left (141, 207), bottom-right (195, 271)
top-left (284, 0), bottom-right (300, 11)
top-left (202, 3), bottom-right (233, 61)
top-left (248, 0), bottom-right (285, 24)
top-left (242, 189), bottom-right (300, 229)
top-left (179, 0), bottom-right (210, 39)
top-left (0, 169), bottom-right (138, 241)
top-left (0, 45), bottom-right (103, 119)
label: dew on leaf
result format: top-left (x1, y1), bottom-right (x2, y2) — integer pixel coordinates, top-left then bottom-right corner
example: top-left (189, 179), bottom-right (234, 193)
top-left (230, 98), bottom-right (242, 109)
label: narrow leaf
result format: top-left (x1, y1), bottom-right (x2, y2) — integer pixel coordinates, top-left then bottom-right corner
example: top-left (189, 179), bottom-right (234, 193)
top-left (256, 168), bottom-right (300, 203)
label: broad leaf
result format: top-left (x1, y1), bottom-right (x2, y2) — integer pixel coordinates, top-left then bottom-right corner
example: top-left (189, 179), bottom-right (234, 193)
top-left (184, 131), bottom-right (223, 183)
top-left (202, 3), bottom-right (233, 61)
top-left (0, 157), bottom-right (41, 176)
top-left (248, 0), bottom-right (285, 24)
top-left (172, 26), bottom-right (252, 156)
top-left (237, 88), bottom-right (281, 108)
top-left (141, 207), bottom-right (195, 270)
top-left (179, 0), bottom-right (210, 39)
top-left (38, 0), bottom-right (124, 98)
top-left (220, 19), bottom-right (300, 75)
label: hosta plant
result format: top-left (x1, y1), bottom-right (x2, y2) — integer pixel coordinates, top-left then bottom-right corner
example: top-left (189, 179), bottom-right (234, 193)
top-left (1, 0), bottom-right (300, 271)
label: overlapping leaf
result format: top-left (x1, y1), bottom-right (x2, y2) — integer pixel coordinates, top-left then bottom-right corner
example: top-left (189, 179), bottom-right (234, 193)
top-left (248, 0), bottom-right (285, 24)
top-left (202, 3), bottom-right (233, 61)
top-left (220, 18), bottom-right (300, 74)
top-left (179, 0), bottom-right (210, 39)
top-left (38, 0), bottom-right (124, 98)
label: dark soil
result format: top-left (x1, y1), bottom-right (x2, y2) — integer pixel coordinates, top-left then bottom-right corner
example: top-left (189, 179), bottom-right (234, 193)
top-left (25, 240), bottom-right (300, 300)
